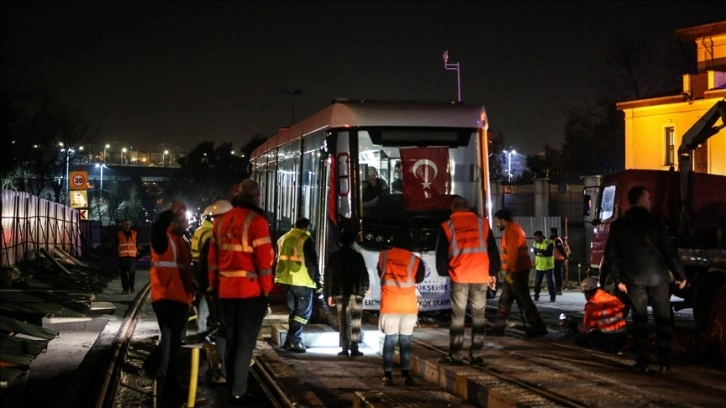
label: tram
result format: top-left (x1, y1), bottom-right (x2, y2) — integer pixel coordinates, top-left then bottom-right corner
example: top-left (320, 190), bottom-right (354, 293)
top-left (249, 99), bottom-right (491, 311)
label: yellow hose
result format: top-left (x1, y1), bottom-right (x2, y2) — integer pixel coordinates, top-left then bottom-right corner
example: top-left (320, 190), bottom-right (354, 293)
top-left (186, 347), bottom-right (200, 407)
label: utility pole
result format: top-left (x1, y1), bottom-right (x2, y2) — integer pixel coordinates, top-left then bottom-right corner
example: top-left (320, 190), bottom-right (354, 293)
top-left (282, 89), bottom-right (302, 124)
top-left (442, 50), bottom-right (461, 102)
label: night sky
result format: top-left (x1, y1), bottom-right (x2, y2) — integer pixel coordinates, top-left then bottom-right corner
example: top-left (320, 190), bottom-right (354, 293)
top-left (1, 1), bottom-right (720, 156)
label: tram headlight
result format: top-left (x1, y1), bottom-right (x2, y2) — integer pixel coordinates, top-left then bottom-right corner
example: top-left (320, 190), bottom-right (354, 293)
top-left (365, 233), bottom-right (374, 242)
top-left (375, 235), bottom-right (384, 243)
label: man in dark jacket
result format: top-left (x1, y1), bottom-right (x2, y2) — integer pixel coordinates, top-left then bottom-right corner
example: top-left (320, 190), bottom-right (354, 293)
top-left (603, 186), bottom-right (687, 374)
top-left (324, 229), bottom-right (370, 357)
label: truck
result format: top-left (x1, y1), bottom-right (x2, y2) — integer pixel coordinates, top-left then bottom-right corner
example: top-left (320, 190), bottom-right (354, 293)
top-left (584, 100), bottom-right (726, 335)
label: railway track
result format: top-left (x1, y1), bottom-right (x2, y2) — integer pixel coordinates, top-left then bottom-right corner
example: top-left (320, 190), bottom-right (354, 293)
top-left (413, 325), bottom-right (726, 408)
top-left (93, 284), bottom-right (295, 407)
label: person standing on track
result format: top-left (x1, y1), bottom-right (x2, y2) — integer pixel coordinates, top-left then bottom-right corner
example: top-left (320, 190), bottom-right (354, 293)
top-left (492, 209), bottom-right (548, 337)
top-left (275, 217), bottom-right (321, 353)
top-left (208, 179), bottom-right (275, 404)
top-left (378, 245), bottom-right (425, 385)
top-left (532, 231), bottom-right (556, 303)
top-left (324, 229), bottom-right (370, 357)
top-left (436, 195), bottom-right (500, 366)
top-left (603, 186), bottom-right (687, 373)
top-left (116, 218), bottom-right (138, 294)
top-left (145, 205), bottom-right (195, 407)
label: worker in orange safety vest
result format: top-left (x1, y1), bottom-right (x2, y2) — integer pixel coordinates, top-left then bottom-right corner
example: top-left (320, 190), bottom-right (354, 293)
top-left (117, 218), bottom-right (138, 294)
top-left (378, 246), bottom-right (425, 386)
top-left (207, 179), bottom-right (274, 404)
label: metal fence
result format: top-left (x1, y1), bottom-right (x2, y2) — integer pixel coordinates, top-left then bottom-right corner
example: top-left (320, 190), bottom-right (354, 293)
top-left (1, 190), bottom-right (82, 267)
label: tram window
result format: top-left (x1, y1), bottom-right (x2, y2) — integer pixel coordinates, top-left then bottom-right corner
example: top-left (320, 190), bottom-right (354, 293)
top-left (369, 128), bottom-right (471, 147)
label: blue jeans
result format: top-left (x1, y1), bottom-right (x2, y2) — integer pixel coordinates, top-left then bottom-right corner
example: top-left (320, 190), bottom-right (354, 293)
top-left (284, 285), bottom-right (314, 345)
top-left (534, 269), bottom-right (555, 301)
top-left (449, 282), bottom-right (488, 360)
top-left (383, 334), bottom-right (412, 372)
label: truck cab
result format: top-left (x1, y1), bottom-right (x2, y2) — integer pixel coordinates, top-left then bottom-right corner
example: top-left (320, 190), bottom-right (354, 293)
top-left (586, 168), bottom-right (726, 329)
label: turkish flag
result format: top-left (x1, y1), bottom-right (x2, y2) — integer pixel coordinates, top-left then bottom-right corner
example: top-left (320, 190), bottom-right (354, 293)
top-left (399, 147), bottom-right (451, 211)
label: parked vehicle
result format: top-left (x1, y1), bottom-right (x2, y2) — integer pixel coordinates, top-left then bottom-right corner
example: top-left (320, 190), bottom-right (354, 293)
top-left (584, 101), bottom-right (726, 331)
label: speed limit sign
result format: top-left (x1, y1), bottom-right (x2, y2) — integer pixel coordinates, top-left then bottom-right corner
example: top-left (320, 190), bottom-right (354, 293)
top-left (69, 171), bottom-right (88, 191)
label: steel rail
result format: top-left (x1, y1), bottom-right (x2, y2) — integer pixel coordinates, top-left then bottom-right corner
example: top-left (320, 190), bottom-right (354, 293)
top-left (94, 282), bottom-right (151, 408)
top-left (412, 335), bottom-right (588, 408)
top-left (249, 356), bottom-right (297, 408)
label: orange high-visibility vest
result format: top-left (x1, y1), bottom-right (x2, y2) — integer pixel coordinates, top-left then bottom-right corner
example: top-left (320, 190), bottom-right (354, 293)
top-left (150, 231), bottom-right (193, 305)
top-left (208, 206), bottom-right (274, 299)
top-left (500, 221), bottom-right (533, 273)
top-left (553, 236), bottom-right (566, 261)
top-left (378, 248), bottom-right (420, 314)
top-left (582, 289), bottom-right (627, 334)
top-left (441, 212), bottom-right (491, 283)
top-left (117, 230), bottom-right (138, 257)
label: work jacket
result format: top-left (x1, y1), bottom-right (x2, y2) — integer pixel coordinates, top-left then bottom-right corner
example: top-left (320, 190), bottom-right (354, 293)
top-left (150, 230), bottom-right (193, 305)
top-left (208, 204), bottom-right (274, 299)
top-left (604, 206), bottom-right (686, 287)
top-left (438, 211), bottom-right (496, 283)
top-left (581, 289), bottom-right (627, 334)
top-left (378, 248), bottom-right (424, 314)
top-left (275, 227), bottom-right (318, 289)
top-left (533, 239), bottom-right (555, 271)
top-left (191, 219), bottom-right (213, 262)
top-left (117, 230), bottom-right (137, 258)
top-left (500, 221), bottom-right (533, 273)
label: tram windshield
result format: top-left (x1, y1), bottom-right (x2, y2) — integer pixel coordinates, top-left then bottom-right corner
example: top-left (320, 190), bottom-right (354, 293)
top-left (356, 128), bottom-right (482, 251)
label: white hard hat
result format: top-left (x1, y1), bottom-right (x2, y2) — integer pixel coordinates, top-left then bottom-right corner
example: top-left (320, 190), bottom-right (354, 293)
top-left (581, 277), bottom-right (601, 292)
top-left (205, 200), bottom-right (233, 217)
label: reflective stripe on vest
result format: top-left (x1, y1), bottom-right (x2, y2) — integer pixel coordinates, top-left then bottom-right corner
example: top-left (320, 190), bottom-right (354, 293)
top-left (152, 234), bottom-right (178, 267)
top-left (118, 231), bottom-right (137, 257)
top-left (191, 222), bottom-right (212, 261)
top-left (215, 211), bottom-right (261, 254)
top-left (553, 237), bottom-right (566, 261)
top-left (379, 250), bottom-right (416, 288)
top-left (501, 223), bottom-right (532, 272)
top-left (534, 239), bottom-right (555, 270)
top-left (275, 228), bottom-right (314, 288)
top-left (220, 270), bottom-right (258, 278)
top-left (445, 217), bottom-right (487, 257)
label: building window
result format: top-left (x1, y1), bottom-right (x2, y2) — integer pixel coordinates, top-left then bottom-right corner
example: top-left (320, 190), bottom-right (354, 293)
top-left (664, 126), bottom-right (675, 166)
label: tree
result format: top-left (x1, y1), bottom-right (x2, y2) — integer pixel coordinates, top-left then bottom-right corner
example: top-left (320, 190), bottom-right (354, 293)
top-left (175, 141), bottom-right (249, 212)
top-left (487, 129), bottom-right (507, 180)
top-left (0, 79), bottom-right (98, 200)
top-left (559, 100), bottom-right (624, 175)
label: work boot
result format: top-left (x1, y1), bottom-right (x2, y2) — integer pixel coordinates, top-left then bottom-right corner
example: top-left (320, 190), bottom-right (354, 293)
top-left (488, 319), bottom-right (506, 335)
top-left (350, 344), bottom-right (363, 357)
top-left (525, 326), bottom-right (548, 337)
top-left (382, 371), bottom-right (394, 386)
top-left (337, 349), bottom-right (349, 357)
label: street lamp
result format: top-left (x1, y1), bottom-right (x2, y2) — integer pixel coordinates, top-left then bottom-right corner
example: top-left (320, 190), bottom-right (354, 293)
top-left (122, 147), bottom-right (127, 164)
top-left (95, 163), bottom-right (105, 191)
top-left (163, 150), bottom-right (169, 167)
top-left (59, 143), bottom-right (78, 203)
top-left (103, 144), bottom-right (110, 163)
top-left (505, 148), bottom-right (516, 182)
top-left (281, 89), bottom-right (302, 124)
top-left (442, 50), bottom-right (462, 102)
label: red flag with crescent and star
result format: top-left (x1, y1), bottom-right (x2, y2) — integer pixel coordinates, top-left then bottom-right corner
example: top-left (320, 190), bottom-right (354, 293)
top-left (399, 147), bottom-right (451, 211)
